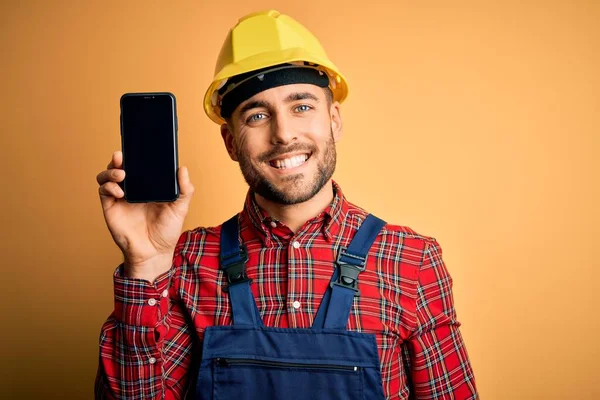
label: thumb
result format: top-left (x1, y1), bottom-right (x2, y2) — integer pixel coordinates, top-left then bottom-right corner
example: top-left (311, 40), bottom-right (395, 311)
top-left (177, 166), bottom-right (195, 202)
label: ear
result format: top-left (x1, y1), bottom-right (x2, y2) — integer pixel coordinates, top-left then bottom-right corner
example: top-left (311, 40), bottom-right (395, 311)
top-left (220, 123), bottom-right (239, 162)
top-left (329, 101), bottom-right (343, 142)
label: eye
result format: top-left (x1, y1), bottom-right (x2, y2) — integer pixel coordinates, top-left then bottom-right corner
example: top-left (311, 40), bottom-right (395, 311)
top-left (247, 113), bottom-right (267, 123)
top-left (295, 104), bottom-right (312, 113)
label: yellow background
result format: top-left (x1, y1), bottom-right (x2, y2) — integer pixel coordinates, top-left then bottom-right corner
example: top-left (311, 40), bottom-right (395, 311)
top-left (1, 1), bottom-right (598, 398)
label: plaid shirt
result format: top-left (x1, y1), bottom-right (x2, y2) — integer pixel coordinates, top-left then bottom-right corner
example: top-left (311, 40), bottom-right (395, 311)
top-left (95, 181), bottom-right (478, 399)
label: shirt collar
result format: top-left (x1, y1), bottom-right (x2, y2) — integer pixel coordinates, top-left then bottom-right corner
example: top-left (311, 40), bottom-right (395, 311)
top-left (240, 180), bottom-right (349, 246)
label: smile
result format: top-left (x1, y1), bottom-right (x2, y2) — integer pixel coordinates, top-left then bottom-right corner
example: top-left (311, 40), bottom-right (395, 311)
top-left (269, 153), bottom-right (311, 170)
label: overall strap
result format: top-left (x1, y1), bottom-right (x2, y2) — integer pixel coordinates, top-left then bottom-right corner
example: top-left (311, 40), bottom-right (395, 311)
top-left (312, 214), bottom-right (387, 330)
top-left (219, 214), bottom-right (263, 327)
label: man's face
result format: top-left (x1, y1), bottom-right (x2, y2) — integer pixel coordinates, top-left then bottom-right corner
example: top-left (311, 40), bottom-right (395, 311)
top-left (221, 83), bottom-right (343, 205)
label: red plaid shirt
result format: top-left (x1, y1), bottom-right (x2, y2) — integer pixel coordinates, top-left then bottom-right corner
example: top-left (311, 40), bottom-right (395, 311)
top-left (95, 181), bottom-right (478, 399)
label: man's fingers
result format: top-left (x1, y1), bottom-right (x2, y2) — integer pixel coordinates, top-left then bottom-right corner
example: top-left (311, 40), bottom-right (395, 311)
top-left (96, 168), bottom-right (125, 185)
top-left (107, 151), bottom-right (123, 169)
top-left (99, 181), bottom-right (125, 198)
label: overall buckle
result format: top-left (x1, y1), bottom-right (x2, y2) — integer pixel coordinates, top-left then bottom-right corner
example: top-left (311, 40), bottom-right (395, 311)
top-left (221, 245), bottom-right (251, 292)
top-left (330, 249), bottom-right (366, 297)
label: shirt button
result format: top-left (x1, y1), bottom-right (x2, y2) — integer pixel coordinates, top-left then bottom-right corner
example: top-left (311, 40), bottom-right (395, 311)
top-left (270, 221), bottom-right (277, 228)
top-left (161, 289), bottom-right (169, 298)
top-left (148, 298), bottom-right (157, 306)
top-left (149, 357), bottom-right (157, 364)
top-left (292, 301), bottom-right (301, 309)
top-left (292, 241), bottom-right (301, 249)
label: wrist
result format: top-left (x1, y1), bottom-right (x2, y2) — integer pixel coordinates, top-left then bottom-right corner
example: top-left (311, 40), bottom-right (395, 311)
top-left (123, 253), bottom-right (174, 283)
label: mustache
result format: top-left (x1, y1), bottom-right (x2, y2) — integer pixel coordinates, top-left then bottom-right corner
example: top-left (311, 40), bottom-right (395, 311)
top-left (259, 143), bottom-right (316, 162)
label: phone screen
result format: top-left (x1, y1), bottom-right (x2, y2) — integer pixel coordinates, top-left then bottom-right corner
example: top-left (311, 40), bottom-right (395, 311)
top-left (120, 93), bottom-right (179, 202)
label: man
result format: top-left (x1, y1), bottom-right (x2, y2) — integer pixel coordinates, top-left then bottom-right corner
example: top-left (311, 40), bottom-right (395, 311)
top-left (95, 10), bottom-right (478, 399)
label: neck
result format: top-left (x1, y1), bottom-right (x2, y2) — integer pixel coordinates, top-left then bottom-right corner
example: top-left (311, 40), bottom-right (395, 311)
top-left (254, 180), bottom-right (334, 233)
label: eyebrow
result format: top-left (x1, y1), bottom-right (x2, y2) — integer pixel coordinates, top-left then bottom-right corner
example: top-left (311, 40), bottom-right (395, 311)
top-left (238, 92), bottom-right (320, 116)
top-left (285, 92), bottom-right (320, 103)
top-left (238, 100), bottom-right (270, 116)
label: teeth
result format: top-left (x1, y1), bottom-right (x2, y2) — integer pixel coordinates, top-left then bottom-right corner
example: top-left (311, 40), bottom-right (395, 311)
top-left (272, 154), bottom-right (309, 169)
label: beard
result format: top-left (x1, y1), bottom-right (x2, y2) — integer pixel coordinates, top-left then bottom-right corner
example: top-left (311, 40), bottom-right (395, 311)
top-left (236, 130), bottom-right (337, 205)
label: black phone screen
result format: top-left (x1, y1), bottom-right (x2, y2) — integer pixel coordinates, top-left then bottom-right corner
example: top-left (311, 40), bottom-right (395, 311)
top-left (120, 93), bottom-right (179, 202)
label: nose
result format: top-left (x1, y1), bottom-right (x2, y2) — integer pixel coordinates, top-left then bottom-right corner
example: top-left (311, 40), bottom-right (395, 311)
top-left (270, 112), bottom-right (298, 145)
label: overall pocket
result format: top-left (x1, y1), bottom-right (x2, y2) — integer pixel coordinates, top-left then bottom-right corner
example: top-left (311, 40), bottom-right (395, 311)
top-left (213, 357), bottom-right (364, 400)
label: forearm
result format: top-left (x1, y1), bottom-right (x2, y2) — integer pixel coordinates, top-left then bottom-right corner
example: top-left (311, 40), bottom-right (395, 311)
top-left (95, 263), bottom-right (180, 399)
top-left (408, 323), bottom-right (478, 399)
top-left (406, 238), bottom-right (478, 399)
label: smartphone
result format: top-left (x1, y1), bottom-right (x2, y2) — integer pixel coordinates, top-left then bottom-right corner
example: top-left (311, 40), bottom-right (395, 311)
top-left (119, 92), bottom-right (179, 203)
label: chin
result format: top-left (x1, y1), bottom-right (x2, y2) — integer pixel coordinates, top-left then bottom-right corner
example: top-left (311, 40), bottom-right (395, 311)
top-left (273, 177), bottom-right (327, 205)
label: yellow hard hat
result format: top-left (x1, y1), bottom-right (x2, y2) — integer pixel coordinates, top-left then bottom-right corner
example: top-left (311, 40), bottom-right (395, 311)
top-left (203, 10), bottom-right (349, 125)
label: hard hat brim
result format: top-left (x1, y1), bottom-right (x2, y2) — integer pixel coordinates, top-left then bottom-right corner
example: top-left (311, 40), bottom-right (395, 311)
top-left (203, 47), bottom-right (348, 125)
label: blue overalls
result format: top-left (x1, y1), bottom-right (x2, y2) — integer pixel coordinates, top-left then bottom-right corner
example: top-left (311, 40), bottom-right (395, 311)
top-left (196, 214), bottom-right (388, 399)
